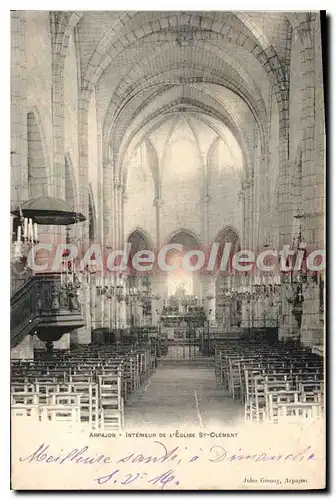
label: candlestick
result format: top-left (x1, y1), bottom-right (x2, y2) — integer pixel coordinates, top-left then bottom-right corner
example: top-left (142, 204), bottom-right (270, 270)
top-left (23, 218), bottom-right (28, 239)
top-left (33, 223), bottom-right (38, 242)
top-left (28, 219), bottom-right (33, 241)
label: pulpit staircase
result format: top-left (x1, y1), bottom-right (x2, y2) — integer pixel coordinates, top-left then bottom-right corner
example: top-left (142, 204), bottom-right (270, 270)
top-left (11, 273), bottom-right (85, 348)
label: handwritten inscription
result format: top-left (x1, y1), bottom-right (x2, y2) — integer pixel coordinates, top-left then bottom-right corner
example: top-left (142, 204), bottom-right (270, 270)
top-left (93, 468), bottom-right (179, 488)
top-left (208, 445), bottom-right (316, 463)
top-left (18, 440), bottom-right (317, 489)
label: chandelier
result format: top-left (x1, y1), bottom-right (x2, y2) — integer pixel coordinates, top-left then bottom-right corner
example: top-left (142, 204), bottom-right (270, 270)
top-left (252, 274), bottom-right (281, 304)
top-left (137, 278), bottom-right (155, 316)
top-left (96, 275), bottom-right (126, 302)
top-left (284, 205), bottom-right (307, 305)
top-left (217, 273), bottom-right (282, 305)
top-left (12, 206), bottom-right (39, 266)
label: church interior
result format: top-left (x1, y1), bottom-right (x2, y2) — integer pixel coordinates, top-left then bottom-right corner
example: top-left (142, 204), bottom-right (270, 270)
top-left (11, 11), bottom-right (325, 429)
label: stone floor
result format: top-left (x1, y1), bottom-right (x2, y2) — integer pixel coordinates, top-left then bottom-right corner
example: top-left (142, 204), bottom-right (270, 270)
top-left (125, 361), bottom-right (244, 429)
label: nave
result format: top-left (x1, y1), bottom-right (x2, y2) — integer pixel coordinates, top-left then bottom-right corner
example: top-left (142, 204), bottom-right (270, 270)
top-left (125, 362), bottom-right (244, 429)
top-left (11, 336), bottom-right (324, 431)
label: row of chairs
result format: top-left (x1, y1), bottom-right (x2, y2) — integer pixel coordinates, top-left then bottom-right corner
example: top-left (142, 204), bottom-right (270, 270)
top-left (11, 343), bottom-right (156, 430)
top-left (215, 340), bottom-right (324, 423)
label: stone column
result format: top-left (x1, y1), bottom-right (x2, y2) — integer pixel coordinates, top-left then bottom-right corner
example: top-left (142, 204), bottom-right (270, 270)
top-left (153, 197), bottom-right (164, 249)
top-left (78, 99), bottom-right (90, 243)
top-left (278, 282), bottom-right (299, 341)
top-left (94, 288), bottom-right (104, 331)
top-left (11, 335), bottom-right (34, 361)
top-left (222, 303), bottom-right (231, 332)
top-left (257, 296), bottom-right (268, 327)
top-left (75, 282), bottom-right (91, 344)
top-left (301, 281), bottom-right (323, 347)
top-left (201, 274), bottom-right (216, 323)
top-left (11, 12), bottom-right (28, 206)
top-left (90, 276), bottom-right (96, 330)
top-left (299, 17), bottom-right (324, 344)
top-left (112, 293), bottom-right (118, 329)
top-left (134, 299), bottom-right (143, 327)
top-left (277, 84), bottom-right (291, 249)
top-left (258, 148), bottom-right (268, 248)
top-left (241, 299), bottom-right (251, 330)
top-left (110, 276), bottom-right (116, 329)
top-left (202, 194), bottom-right (211, 246)
top-left (119, 298), bottom-right (127, 329)
top-left (243, 178), bottom-right (254, 250)
top-left (103, 162), bottom-right (114, 249)
top-left (151, 274), bottom-right (167, 326)
top-left (116, 183), bottom-right (123, 248)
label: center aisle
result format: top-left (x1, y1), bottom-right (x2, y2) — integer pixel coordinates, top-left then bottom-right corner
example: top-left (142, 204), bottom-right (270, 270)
top-left (125, 362), bottom-right (244, 429)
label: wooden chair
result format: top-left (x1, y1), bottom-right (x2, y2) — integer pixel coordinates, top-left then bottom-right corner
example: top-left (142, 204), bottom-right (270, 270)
top-left (98, 374), bottom-right (124, 431)
top-left (277, 401), bottom-right (323, 422)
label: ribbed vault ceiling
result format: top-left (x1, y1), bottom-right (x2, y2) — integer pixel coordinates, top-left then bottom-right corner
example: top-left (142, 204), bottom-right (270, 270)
top-left (70, 11), bottom-right (295, 178)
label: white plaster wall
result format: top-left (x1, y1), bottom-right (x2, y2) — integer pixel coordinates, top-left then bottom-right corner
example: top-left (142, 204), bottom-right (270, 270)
top-left (123, 144), bottom-right (156, 244)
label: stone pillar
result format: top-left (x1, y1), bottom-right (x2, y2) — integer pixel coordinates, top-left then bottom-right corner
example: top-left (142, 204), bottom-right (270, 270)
top-left (11, 335), bottom-right (34, 361)
top-left (278, 282), bottom-right (299, 341)
top-left (222, 303), bottom-right (231, 332)
top-left (103, 162), bottom-right (114, 248)
top-left (75, 282), bottom-right (91, 344)
top-left (201, 275), bottom-right (216, 323)
top-left (202, 194), bottom-right (211, 246)
top-left (258, 149), bottom-right (269, 248)
top-left (110, 276), bottom-right (116, 329)
top-left (78, 98), bottom-right (90, 243)
top-left (255, 297), bottom-right (265, 326)
top-left (116, 183), bottom-right (123, 248)
top-left (243, 178), bottom-right (254, 250)
top-left (53, 334), bottom-right (70, 350)
top-left (299, 16), bottom-right (324, 343)
top-left (90, 277), bottom-right (96, 330)
top-left (241, 299), bottom-right (251, 330)
top-left (277, 87), bottom-right (291, 248)
top-left (112, 294), bottom-right (118, 329)
top-left (93, 288), bottom-right (103, 331)
top-left (153, 197), bottom-right (164, 249)
top-left (51, 33), bottom-right (66, 200)
top-left (118, 299), bottom-right (127, 329)
top-left (151, 275), bottom-right (167, 326)
top-left (301, 282), bottom-right (323, 347)
top-left (134, 299), bottom-right (143, 327)
top-left (300, 21), bottom-right (321, 246)
top-left (11, 11), bottom-right (28, 206)
top-left (241, 186), bottom-right (247, 249)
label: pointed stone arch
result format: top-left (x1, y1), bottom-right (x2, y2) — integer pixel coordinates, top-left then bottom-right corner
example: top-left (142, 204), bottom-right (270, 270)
top-left (213, 225), bottom-right (241, 252)
top-left (126, 227), bottom-right (154, 252)
top-left (164, 228), bottom-right (202, 249)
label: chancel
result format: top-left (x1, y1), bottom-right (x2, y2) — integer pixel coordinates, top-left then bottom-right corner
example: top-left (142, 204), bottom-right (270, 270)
top-left (10, 11), bottom-right (325, 430)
